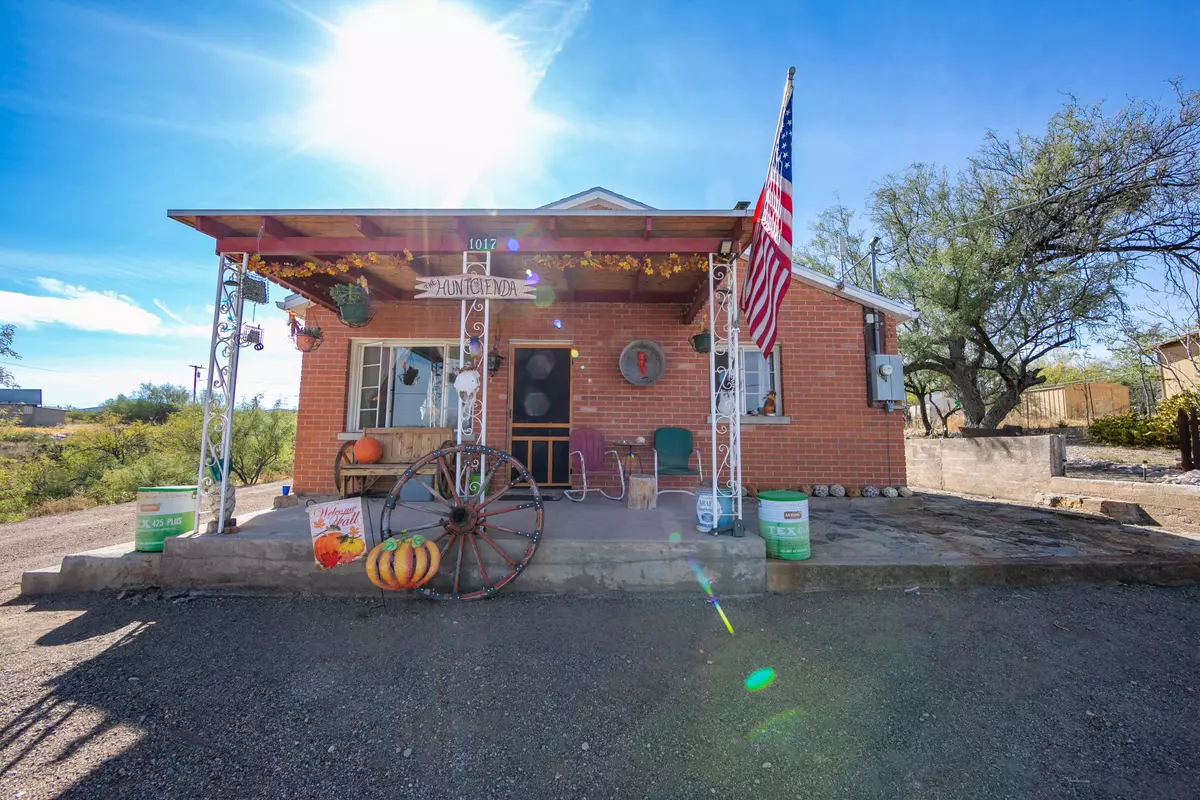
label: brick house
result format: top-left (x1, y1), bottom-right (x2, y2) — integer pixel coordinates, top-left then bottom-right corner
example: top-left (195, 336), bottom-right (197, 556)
top-left (171, 188), bottom-right (916, 500)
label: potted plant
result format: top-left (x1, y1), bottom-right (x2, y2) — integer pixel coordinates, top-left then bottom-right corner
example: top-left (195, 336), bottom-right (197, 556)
top-left (293, 325), bottom-right (323, 353)
top-left (330, 280), bottom-right (372, 327)
top-left (691, 310), bottom-right (711, 354)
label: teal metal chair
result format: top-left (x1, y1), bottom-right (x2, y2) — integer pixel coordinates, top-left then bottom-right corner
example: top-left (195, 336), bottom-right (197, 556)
top-left (653, 427), bottom-right (702, 496)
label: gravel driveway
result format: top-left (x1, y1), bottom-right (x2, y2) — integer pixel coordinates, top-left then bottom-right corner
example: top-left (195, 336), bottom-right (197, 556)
top-left (1, 586), bottom-right (1196, 799)
top-left (0, 481), bottom-right (287, 589)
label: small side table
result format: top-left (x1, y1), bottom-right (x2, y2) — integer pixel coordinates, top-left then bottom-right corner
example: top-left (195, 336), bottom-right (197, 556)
top-left (611, 440), bottom-right (650, 477)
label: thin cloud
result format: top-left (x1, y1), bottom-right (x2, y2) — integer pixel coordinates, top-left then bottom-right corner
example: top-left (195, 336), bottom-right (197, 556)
top-left (0, 278), bottom-right (209, 338)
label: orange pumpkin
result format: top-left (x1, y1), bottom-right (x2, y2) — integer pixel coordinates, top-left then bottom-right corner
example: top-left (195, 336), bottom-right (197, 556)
top-left (335, 534), bottom-right (365, 564)
top-left (313, 531), bottom-right (342, 569)
top-left (354, 436), bottom-right (384, 464)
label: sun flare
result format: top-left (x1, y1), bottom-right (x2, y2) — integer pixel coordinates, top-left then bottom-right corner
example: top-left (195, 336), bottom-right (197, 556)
top-left (304, 0), bottom-right (557, 200)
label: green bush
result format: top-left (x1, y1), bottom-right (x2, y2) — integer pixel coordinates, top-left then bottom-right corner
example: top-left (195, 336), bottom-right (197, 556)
top-left (1089, 390), bottom-right (1200, 447)
top-left (97, 453), bottom-right (197, 504)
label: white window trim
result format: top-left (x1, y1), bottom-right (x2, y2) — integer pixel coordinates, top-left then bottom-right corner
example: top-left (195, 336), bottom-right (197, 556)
top-left (346, 338), bottom-right (460, 432)
top-left (709, 344), bottom-right (785, 424)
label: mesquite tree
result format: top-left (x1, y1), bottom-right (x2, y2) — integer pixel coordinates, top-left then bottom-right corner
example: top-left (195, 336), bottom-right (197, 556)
top-left (799, 84), bottom-right (1200, 428)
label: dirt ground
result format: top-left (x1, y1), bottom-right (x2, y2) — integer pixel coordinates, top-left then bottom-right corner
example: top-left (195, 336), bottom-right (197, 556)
top-left (0, 586), bottom-right (1196, 799)
top-left (1066, 443), bottom-right (1180, 481)
top-left (0, 481), bottom-right (287, 590)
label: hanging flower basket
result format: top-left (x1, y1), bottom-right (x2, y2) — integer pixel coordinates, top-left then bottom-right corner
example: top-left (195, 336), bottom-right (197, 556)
top-left (691, 331), bottom-right (711, 354)
top-left (293, 325), bottom-right (323, 353)
top-left (330, 283), bottom-right (374, 328)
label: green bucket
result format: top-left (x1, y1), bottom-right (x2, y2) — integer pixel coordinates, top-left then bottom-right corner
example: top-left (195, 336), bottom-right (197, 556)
top-left (757, 490), bottom-right (810, 560)
top-left (135, 486), bottom-right (197, 552)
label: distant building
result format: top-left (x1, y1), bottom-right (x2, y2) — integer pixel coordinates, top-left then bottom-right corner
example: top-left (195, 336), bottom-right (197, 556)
top-left (1006, 382), bottom-right (1130, 427)
top-left (1156, 333), bottom-right (1200, 399)
top-left (0, 389), bottom-right (67, 427)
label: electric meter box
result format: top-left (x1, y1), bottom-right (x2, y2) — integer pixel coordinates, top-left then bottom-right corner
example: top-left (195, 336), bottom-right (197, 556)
top-left (869, 354), bottom-right (905, 403)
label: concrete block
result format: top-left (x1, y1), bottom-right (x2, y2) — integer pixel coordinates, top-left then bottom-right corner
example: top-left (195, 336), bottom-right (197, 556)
top-left (20, 567), bottom-right (61, 597)
top-left (55, 543), bottom-right (162, 593)
top-left (273, 495), bottom-right (300, 509)
top-left (906, 435), bottom-right (1065, 501)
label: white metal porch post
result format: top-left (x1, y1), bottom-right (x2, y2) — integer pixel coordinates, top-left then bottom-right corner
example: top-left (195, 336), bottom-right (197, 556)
top-left (707, 253), bottom-right (743, 532)
top-left (194, 252), bottom-right (247, 532)
top-left (456, 250), bottom-right (491, 494)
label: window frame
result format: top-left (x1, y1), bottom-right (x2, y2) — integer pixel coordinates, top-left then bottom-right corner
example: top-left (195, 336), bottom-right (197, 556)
top-left (346, 338), bottom-right (463, 432)
top-left (713, 344), bottom-right (783, 418)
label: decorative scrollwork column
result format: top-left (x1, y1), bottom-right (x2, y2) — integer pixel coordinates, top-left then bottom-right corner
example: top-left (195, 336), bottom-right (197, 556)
top-left (707, 253), bottom-right (743, 532)
top-left (194, 252), bottom-right (247, 532)
top-left (456, 250), bottom-right (491, 495)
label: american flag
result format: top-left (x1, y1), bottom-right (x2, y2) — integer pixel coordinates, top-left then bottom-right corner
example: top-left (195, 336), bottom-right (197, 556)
top-left (741, 73), bottom-right (795, 355)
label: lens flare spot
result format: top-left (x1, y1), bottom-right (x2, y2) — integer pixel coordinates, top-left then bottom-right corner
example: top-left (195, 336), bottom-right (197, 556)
top-left (745, 667), bottom-right (776, 692)
top-left (745, 708), bottom-right (805, 741)
top-left (507, 238), bottom-right (520, 252)
top-left (553, 319), bottom-right (563, 329)
top-left (535, 285), bottom-right (556, 307)
top-left (570, 348), bottom-right (580, 359)
top-left (525, 270), bottom-right (540, 286)
top-left (668, 532), bottom-right (682, 543)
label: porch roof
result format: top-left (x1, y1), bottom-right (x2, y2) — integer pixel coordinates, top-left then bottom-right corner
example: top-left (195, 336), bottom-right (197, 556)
top-left (166, 207), bottom-right (753, 257)
top-left (168, 205), bottom-right (754, 314)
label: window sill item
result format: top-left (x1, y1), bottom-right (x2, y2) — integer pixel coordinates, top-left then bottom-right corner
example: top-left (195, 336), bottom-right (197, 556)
top-left (706, 415), bottom-right (791, 425)
top-left (337, 432), bottom-right (364, 441)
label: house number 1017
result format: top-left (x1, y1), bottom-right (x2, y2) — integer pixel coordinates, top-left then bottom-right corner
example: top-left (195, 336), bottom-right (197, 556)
top-left (467, 237), bottom-right (498, 251)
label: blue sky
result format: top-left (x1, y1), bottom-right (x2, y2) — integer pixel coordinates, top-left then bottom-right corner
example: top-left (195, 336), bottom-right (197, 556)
top-left (1, 0), bottom-right (1197, 407)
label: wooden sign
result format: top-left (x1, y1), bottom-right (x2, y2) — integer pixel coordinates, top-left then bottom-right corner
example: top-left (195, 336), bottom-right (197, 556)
top-left (415, 275), bottom-right (535, 301)
top-left (308, 498), bottom-right (366, 570)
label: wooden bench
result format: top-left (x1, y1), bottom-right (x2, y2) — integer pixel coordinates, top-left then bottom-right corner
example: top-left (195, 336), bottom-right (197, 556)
top-left (334, 427), bottom-right (454, 498)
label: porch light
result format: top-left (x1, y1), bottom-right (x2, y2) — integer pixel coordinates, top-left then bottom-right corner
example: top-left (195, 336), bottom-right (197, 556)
top-left (717, 240), bottom-right (733, 257)
top-left (487, 349), bottom-right (504, 378)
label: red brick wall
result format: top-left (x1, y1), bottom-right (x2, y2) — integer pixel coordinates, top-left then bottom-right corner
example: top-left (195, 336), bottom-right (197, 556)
top-left (293, 282), bottom-right (906, 494)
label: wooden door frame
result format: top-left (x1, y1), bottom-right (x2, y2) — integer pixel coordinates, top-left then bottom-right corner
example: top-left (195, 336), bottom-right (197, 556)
top-left (507, 343), bottom-right (574, 487)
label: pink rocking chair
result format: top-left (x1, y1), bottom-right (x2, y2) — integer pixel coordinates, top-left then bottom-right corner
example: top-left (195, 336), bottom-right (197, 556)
top-left (565, 428), bottom-right (625, 502)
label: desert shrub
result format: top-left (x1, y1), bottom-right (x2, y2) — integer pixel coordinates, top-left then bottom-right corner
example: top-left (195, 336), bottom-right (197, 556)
top-left (1089, 391), bottom-right (1200, 447)
top-left (28, 494), bottom-right (98, 517)
top-left (95, 453), bottom-right (197, 504)
top-left (1088, 412), bottom-right (1159, 446)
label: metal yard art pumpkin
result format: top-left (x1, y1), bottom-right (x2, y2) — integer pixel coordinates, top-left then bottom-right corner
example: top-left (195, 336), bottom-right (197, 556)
top-left (365, 536), bottom-right (442, 591)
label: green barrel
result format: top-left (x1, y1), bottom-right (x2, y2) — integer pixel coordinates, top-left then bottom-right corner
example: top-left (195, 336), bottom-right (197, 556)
top-left (757, 490), bottom-right (810, 560)
top-left (135, 486), bottom-right (197, 552)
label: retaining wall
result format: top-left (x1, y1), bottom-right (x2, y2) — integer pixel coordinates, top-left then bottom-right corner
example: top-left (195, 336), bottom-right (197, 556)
top-left (905, 435), bottom-right (1065, 500)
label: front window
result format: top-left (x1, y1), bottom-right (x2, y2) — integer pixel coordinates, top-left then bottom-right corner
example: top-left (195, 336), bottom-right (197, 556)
top-left (715, 345), bottom-right (782, 416)
top-left (350, 341), bottom-right (462, 430)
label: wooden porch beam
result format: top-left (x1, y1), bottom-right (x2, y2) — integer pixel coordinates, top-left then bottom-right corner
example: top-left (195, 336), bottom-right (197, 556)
top-left (563, 267), bottom-right (580, 302)
top-left (643, 217), bottom-right (653, 240)
top-left (545, 217), bottom-right (558, 239)
top-left (681, 263), bottom-right (727, 325)
top-left (259, 216), bottom-right (302, 240)
top-left (574, 290), bottom-right (691, 304)
top-left (354, 216), bottom-right (383, 238)
top-left (270, 275), bottom-right (338, 313)
top-left (215, 235), bottom-right (727, 256)
top-left (629, 268), bottom-right (642, 301)
top-left (196, 216), bottom-right (237, 239)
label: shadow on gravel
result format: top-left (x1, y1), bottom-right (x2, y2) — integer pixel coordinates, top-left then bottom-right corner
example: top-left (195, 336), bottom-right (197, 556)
top-left (3, 587), bottom-right (1199, 800)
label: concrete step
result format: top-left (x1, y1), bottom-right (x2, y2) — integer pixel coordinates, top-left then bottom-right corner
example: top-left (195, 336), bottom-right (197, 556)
top-left (20, 566), bottom-right (61, 597)
top-left (1037, 493), bottom-right (1148, 524)
top-left (160, 533), bottom-right (767, 596)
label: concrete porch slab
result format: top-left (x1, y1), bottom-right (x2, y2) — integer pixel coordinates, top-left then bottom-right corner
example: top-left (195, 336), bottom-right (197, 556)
top-left (158, 493), bottom-right (766, 596)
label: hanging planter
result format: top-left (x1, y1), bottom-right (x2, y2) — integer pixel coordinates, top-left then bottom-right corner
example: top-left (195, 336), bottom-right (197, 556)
top-left (330, 282), bottom-right (374, 328)
top-left (293, 325), bottom-right (323, 353)
top-left (691, 331), bottom-right (711, 354)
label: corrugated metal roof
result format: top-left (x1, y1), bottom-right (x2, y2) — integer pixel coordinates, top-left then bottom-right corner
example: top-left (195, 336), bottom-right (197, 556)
top-left (0, 389), bottom-right (42, 405)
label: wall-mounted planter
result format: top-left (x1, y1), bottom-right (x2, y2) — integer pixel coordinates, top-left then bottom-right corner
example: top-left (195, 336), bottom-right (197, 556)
top-left (691, 332), bottom-right (711, 354)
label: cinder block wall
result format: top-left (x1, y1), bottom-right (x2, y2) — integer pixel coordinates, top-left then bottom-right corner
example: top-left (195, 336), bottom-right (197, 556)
top-left (293, 282), bottom-right (906, 494)
top-left (905, 435), bottom-right (1066, 500)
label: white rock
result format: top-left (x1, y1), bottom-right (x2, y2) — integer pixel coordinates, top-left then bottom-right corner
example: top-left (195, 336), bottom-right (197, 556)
top-left (581, 742), bottom-right (589, 751)
top-left (761, 761), bottom-right (772, 769)
top-left (898, 486), bottom-right (913, 497)
top-left (830, 484), bottom-right (846, 497)
top-left (882, 487), bottom-right (899, 498)
top-left (813, 485), bottom-right (829, 497)
top-left (328, 745), bottom-right (336, 753)
top-left (862, 486), bottom-right (880, 498)
top-left (403, 748), bottom-right (413, 758)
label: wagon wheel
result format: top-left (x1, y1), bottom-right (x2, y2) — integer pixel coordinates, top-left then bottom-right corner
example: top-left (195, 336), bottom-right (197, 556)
top-left (334, 441), bottom-right (357, 498)
top-left (381, 443), bottom-right (543, 601)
